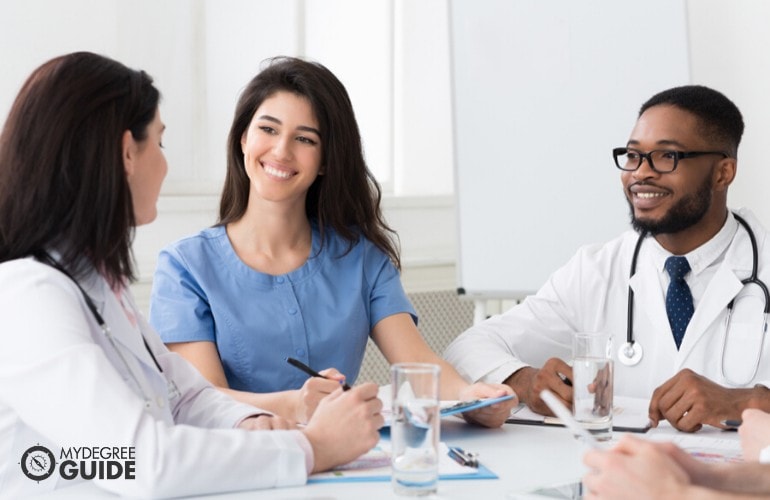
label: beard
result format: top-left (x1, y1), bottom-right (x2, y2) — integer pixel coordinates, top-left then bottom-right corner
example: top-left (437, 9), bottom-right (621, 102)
top-left (628, 174), bottom-right (713, 235)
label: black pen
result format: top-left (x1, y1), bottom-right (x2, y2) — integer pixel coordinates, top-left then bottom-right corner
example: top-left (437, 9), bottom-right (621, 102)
top-left (558, 372), bottom-right (573, 387)
top-left (285, 357), bottom-right (351, 391)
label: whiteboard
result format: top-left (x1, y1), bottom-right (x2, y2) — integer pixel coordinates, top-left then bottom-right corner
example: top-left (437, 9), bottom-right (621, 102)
top-left (450, 0), bottom-right (690, 299)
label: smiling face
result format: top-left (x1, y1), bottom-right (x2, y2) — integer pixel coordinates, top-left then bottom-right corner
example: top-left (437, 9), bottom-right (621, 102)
top-left (240, 91), bottom-right (323, 209)
top-left (622, 104), bottom-right (734, 245)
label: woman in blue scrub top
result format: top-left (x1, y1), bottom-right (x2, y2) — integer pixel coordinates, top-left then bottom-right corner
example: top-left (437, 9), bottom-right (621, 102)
top-left (149, 57), bottom-right (515, 427)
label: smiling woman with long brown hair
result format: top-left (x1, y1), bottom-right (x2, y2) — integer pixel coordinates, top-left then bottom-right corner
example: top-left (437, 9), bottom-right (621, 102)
top-left (149, 56), bottom-right (516, 428)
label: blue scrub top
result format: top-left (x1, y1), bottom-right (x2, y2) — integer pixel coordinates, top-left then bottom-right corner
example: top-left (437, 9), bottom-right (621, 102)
top-left (149, 224), bottom-right (417, 393)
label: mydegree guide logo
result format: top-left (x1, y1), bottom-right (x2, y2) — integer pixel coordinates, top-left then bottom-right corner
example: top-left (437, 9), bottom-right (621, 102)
top-left (19, 444), bottom-right (136, 483)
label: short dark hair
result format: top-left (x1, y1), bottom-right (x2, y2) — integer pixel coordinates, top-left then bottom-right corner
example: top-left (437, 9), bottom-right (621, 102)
top-left (0, 51), bottom-right (160, 285)
top-left (639, 85), bottom-right (744, 157)
top-left (219, 56), bottom-right (400, 269)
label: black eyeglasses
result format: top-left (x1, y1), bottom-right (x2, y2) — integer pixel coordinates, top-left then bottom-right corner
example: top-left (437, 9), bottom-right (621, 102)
top-left (612, 147), bottom-right (730, 173)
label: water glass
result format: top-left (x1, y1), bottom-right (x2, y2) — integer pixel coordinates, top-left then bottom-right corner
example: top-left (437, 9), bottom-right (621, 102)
top-left (390, 363), bottom-right (441, 496)
top-left (572, 332), bottom-right (613, 441)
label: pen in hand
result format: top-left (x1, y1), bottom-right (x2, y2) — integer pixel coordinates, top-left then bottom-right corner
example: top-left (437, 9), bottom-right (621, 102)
top-left (558, 372), bottom-right (573, 387)
top-left (285, 357), bottom-right (351, 391)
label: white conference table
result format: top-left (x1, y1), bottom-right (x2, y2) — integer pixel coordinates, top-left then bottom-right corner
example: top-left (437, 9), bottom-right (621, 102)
top-left (37, 418), bottom-right (741, 499)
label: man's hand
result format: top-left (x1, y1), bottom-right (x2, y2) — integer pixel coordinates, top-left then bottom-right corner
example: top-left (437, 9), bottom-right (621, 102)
top-left (504, 357), bottom-right (573, 416)
top-left (588, 363), bottom-right (612, 418)
top-left (649, 368), bottom-right (759, 432)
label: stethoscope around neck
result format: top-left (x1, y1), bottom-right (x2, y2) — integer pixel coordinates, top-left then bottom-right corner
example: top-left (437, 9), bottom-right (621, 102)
top-left (619, 212), bottom-right (770, 385)
top-left (36, 251), bottom-right (177, 409)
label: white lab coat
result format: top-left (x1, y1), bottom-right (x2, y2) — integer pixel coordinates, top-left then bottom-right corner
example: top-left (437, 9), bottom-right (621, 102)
top-left (0, 258), bottom-right (309, 498)
top-left (446, 208), bottom-right (770, 398)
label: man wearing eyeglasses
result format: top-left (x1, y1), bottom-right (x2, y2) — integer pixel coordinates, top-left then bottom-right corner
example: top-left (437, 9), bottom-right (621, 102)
top-left (445, 85), bottom-right (770, 432)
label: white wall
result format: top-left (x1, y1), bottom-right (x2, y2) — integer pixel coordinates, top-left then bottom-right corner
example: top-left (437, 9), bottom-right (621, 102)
top-left (451, 0), bottom-right (689, 297)
top-left (687, 0), bottom-right (770, 226)
top-left (1, 1), bottom-right (769, 313)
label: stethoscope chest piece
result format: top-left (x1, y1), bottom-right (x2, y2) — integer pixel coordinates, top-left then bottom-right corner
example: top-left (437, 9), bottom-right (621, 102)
top-left (618, 341), bottom-right (643, 366)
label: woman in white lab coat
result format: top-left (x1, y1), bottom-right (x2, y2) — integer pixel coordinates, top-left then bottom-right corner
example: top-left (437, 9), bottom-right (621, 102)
top-left (0, 52), bottom-right (382, 498)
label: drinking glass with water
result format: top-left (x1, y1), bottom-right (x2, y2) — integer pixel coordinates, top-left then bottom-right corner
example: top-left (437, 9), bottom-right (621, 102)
top-left (572, 332), bottom-right (614, 442)
top-left (390, 363), bottom-right (441, 496)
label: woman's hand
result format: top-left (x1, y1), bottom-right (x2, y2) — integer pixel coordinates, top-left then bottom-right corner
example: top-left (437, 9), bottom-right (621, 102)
top-left (582, 435), bottom-right (692, 499)
top-left (302, 382), bottom-right (384, 473)
top-left (237, 414), bottom-right (297, 430)
top-left (739, 408), bottom-right (770, 461)
top-left (457, 382), bottom-right (518, 428)
top-left (295, 367), bottom-right (348, 423)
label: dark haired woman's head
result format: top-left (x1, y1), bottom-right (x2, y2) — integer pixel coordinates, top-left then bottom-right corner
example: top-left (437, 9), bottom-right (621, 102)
top-left (219, 56), bottom-right (400, 268)
top-left (0, 51), bottom-right (161, 285)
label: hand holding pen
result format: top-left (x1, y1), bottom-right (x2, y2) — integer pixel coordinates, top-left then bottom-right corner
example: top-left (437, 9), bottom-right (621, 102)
top-left (504, 358), bottom-right (573, 417)
top-left (286, 357), bottom-right (351, 390)
top-left (286, 357), bottom-right (351, 423)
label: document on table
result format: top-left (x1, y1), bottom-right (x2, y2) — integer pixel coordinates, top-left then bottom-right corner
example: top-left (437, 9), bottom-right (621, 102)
top-left (308, 441), bottom-right (498, 483)
top-left (646, 433), bottom-right (743, 464)
top-left (506, 396), bottom-right (652, 432)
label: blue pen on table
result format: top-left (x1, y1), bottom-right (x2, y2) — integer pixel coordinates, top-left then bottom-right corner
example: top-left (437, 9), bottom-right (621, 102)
top-left (285, 357), bottom-right (351, 391)
top-left (721, 419), bottom-right (742, 429)
top-left (447, 446), bottom-right (478, 468)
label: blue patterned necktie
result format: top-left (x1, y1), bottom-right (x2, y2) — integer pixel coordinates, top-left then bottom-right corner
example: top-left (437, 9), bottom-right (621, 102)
top-left (665, 256), bottom-right (694, 349)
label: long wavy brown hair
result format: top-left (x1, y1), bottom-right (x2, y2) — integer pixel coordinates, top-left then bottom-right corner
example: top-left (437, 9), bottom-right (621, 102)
top-left (218, 56), bottom-right (400, 269)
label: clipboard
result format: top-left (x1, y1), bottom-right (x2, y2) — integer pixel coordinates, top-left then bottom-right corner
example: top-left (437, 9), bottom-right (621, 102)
top-left (440, 394), bottom-right (516, 417)
top-left (506, 396), bottom-right (652, 433)
top-left (379, 392), bottom-right (516, 427)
